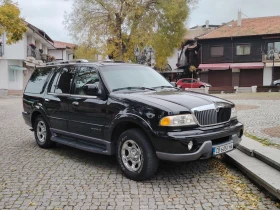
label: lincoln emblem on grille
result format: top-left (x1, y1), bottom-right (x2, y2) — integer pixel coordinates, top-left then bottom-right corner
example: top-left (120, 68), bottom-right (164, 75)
top-left (214, 103), bottom-right (224, 113)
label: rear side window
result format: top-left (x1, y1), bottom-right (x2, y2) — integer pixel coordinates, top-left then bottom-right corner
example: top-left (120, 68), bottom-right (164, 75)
top-left (25, 68), bottom-right (53, 94)
top-left (49, 66), bottom-right (75, 94)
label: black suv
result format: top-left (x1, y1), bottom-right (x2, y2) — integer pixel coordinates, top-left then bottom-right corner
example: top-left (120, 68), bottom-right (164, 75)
top-left (22, 62), bottom-right (243, 180)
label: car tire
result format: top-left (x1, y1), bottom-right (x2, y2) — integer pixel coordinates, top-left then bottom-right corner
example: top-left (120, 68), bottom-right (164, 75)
top-left (276, 83), bottom-right (280, 86)
top-left (116, 128), bottom-right (159, 181)
top-left (34, 116), bottom-right (56, 149)
top-left (199, 85), bottom-right (205, 88)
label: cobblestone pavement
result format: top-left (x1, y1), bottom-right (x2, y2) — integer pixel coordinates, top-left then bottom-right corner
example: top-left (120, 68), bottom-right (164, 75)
top-left (218, 93), bottom-right (280, 145)
top-left (0, 97), bottom-right (278, 210)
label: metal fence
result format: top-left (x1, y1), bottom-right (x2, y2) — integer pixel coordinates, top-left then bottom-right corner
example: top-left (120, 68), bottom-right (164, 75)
top-left (27, 46), bottom-right (42, 60)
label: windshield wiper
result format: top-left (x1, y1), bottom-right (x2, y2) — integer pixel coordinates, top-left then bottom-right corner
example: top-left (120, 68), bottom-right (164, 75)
top-left (152, 86), bottom-right (178, 90)
top-left (112, 87), bottom-right (156, 92)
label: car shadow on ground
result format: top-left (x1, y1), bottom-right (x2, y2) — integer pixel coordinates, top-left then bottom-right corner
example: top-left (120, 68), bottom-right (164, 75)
top-left (47, 143), bottom-right (215, 181)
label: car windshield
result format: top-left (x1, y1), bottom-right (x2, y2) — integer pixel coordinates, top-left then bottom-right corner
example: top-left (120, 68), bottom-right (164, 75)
top-left (100, 65), bottom-right (173, 92)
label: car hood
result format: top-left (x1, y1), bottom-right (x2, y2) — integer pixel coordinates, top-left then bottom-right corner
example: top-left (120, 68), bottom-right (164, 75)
top-left (111, 90), bottom-right (233, 114)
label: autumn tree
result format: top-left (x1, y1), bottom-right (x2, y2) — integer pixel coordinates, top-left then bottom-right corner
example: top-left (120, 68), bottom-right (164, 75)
top-left (74, 42), bottom-right (99, 61)
top-left (65, 0), bottom-right (194, 68)
top-left (0, 0), bottom-right (27, 44)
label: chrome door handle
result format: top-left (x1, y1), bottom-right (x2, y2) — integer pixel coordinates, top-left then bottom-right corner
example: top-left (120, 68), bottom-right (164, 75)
top-left (45, 98), bottom-right (50, 102)
top-left (72, 101), bottom-right (79, 106)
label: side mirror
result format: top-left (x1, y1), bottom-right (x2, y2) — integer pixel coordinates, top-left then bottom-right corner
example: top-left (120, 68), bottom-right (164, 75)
top-left (83, 84), bottom-right (100, 96)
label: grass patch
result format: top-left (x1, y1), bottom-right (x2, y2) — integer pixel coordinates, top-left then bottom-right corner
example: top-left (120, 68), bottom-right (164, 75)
top-left (244, 132), bottom-right (280, 150)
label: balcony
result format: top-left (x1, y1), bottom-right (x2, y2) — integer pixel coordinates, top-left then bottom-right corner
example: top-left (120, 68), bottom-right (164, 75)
top-left (262, 52), bottom-right (280, 63)
top-left (27, 46), bottom-right (55, 63)
top-left (27, 45), bottom-right (41, 60)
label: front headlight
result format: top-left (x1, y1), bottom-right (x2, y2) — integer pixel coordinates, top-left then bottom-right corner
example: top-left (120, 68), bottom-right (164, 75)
top-left (159, 114), bottom-right (196, 126)
top-left (231, 107), bottom-right (237, 119)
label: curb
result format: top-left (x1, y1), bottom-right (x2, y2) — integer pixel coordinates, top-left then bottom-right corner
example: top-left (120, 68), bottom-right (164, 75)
top-left (225, 150), bottom-right (280, 201)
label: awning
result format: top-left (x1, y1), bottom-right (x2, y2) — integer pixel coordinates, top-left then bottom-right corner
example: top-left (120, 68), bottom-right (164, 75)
top-left (9, 65), bottom-right (27, 71)
top-left (198, 63), bottom-right (231, 70)
top-left (230, 62), bottom-right (264, 69)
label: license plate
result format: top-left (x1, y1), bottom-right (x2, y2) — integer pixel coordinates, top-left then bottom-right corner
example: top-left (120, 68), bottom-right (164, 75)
top-left (213, 143), bottom-right (233, 155)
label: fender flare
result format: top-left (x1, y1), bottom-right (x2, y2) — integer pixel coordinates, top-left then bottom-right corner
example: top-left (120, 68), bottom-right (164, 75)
top-left (106, 113), bottom-right (153, 141)
top-left (30, 107), bottom-right (49, 128)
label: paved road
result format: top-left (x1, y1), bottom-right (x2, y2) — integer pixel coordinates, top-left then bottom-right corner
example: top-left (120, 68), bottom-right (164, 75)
top-left (218, 93), bottom-right (280, 145)
top-left (0, 97), bottom-right (278, 210)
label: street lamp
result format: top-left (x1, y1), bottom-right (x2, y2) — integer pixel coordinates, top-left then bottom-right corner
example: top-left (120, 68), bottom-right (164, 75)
top-left (147, 46), bottom-right (155, 66)
top-left (134, 45), bottom-right (155, 66)
top-left (268, 49), bottom-right (275, 85)
top-left (134, 45), bottom-right (140, 62)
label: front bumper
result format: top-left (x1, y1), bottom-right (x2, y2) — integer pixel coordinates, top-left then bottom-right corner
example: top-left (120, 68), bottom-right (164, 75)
top-left (153, 122), bottom-right (243, 162)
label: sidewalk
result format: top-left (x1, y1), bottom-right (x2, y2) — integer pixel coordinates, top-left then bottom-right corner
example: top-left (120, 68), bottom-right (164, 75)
top-left (225, 136), bottom-right (280, 200)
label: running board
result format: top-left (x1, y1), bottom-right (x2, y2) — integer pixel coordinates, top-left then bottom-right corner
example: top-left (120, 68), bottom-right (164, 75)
top-left (51, 136), bottom-right (111, 155)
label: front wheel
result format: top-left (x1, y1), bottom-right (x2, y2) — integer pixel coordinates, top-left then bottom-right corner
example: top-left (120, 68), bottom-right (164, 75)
top-left (199, 85), bottom-right (205, 88)
top-left (116, 128), bottom-right (158, 181)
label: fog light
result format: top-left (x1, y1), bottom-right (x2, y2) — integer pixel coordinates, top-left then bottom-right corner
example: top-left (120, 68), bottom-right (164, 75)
top-left (188, 141), bottom-right (193, 150)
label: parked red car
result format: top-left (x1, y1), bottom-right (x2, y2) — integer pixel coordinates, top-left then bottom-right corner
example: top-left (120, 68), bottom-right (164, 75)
top-left (176, 78), bottom-right (211, 89)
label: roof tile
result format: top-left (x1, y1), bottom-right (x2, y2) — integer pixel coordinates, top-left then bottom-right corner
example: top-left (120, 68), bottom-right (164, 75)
top-left (198, 16), bottom-right (280, 39)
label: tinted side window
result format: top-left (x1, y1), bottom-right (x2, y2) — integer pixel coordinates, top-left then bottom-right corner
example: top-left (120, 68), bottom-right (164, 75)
top-left (25, 68), bottom-right (53, 94)
top-left (49, 67), bottom-right (75, 94)
top-left (73, 66), bottom-right (99, 95)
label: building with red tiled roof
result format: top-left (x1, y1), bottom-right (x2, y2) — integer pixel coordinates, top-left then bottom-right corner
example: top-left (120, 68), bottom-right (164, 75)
top-left (53, 41), bottom-right (77, 49)
top-left (193, 12), bottom-right (280, 88)
top-left (198, 16), bottom-right (280, 40)
top-left (49, 41), bottom-right (77, 61)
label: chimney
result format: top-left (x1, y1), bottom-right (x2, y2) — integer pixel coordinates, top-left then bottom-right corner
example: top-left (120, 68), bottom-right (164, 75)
top-left (237, 9), bottom-right (242, 26)
top-left (205, 20), bottom-right (209, 28)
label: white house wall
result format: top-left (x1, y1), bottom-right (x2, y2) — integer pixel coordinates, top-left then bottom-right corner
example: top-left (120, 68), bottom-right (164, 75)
top-left (263, 67), bottom-right (272, 86)
top-left (48, 49), bottom-right (64, 60)
top-left (3, 33), bottom-right (27, 60)
top-left (0, 60), bottom-right (8, 90)
top-left (167, 49), bottom-right (179, 70)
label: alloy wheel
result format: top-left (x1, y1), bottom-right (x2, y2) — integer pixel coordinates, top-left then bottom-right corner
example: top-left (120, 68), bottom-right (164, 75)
top-left (121, 140), bottom-right (142, 172)
top-left (37, 121), bottom-right (47, 143)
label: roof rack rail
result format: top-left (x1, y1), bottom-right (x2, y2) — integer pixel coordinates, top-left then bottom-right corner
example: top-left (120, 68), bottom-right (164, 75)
top-left (101, 60), bottom-right (126, 63)
top-left (46, 59), bottom-right (89, 66)
top-left (69, 59), bottom-right (89, 63)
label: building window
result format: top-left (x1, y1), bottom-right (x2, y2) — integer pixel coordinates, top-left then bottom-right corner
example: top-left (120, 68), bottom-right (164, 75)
top-left (236, 44), bottom-right (251, 55)
top-left (268, 42), bottom-right (280, 53)
top-left (210, 46), bottom-right (224, 57)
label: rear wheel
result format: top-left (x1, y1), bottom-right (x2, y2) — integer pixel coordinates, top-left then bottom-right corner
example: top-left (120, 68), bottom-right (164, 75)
top-left (34, 116), bottom-right (56, 148)
top-left (276, 83), bottom-right (280, 86)
top-left (116, 128), bottom-right (158, 181)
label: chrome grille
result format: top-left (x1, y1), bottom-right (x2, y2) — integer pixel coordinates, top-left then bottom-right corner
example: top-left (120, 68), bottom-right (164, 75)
top-left (193, 106), bottom-right (231, 126)
top-left (194, 109), bottom-right (217, 126)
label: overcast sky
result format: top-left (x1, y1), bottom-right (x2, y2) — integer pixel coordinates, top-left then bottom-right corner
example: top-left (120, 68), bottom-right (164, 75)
top-left (16, 0), bottom-right (280, 44)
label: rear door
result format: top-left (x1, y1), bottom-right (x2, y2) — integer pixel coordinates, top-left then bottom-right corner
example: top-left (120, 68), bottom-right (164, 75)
top-left (43, 66), bottom-right (76, 131)
top-left (68, 66), bottom-right (107, 139)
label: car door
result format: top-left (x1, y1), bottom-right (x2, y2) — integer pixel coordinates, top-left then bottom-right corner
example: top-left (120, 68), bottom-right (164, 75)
top-left (43, 66), bottom-right (75, 131)
top-left (68, 66), bottom-right (107, 139)
top-left (190, 79), bottom-right (198, 88)
top-left (182, 79), bottom-right (191, 88)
